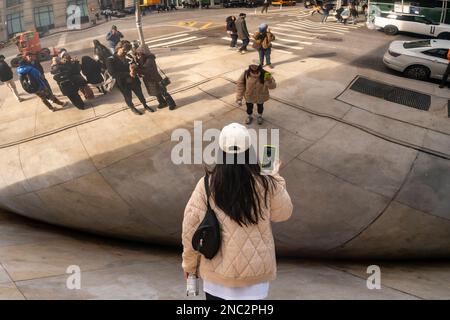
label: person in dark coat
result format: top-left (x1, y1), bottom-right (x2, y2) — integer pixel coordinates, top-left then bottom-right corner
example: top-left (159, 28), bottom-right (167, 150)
top-left (226, 16), bottom-right (238, 49)
top-left (0, 54), bottom-right (22, 102)
top-left (235, 13), bottom-right (250, 54)
top-left (106, 40), bottom-right (155, 115)
top-left (51, 57), bottom-right (85, 109)
top-left (81, 56), bottom-right (106, 94)
top-left (93, 39), bottom-right (113, 70)
top-left (135, 46), bottom-right (176, 110)
top-left (23, 51), bottom-right (53, 94)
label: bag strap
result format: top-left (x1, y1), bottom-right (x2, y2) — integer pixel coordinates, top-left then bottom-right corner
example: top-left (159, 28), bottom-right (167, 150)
top-left (204, 174), bottom-right (211, 210)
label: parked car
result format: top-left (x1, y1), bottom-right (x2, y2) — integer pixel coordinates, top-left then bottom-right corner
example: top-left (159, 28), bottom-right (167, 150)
top-left (111, 10), bottom-right (126, 18)
top-left (374, 12), bottom-right (450, 39)
top-left (383, 39), bottom-right (450, 80)
top-left (122, 6), bottom-right (136, 14)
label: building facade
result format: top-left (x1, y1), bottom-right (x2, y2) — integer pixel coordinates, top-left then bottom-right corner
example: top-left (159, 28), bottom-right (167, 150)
top-left (0, 0), bottom-right (100, 41)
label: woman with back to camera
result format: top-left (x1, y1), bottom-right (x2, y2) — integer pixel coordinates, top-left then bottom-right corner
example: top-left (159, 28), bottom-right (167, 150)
top-left (182, 123), bottom-right (293, 300)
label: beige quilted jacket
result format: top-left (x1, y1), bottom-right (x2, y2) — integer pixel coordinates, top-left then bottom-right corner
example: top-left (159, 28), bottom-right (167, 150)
top-left (182, 174), bottom-right (293, 287)
top-left (236, 71), bottom-right (276, 104)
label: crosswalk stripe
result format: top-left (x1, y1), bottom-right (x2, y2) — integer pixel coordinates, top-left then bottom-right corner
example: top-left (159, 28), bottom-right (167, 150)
top-left (145, 33), bottom-right (188, 44)
top-left (272, 41), bottom-right (304, 50)
top-left (220, 37), bottom-right (295, 54)
top-left (297, 19), bottom-right (361, 30)
top-left (282, 22), bottom-right (345, 35)
top-left (274, 24), bottom-right (318, 35)
top-left (277, 23), bottom-right (343, 36)
top-left (148, 36), bottom-right (199, 48)
top-left (200, 22), bottom-right (213, 30)
top-left (274, 36), bottom-right (312, 45)
top-left (271, 28), bottom-right (315, 39)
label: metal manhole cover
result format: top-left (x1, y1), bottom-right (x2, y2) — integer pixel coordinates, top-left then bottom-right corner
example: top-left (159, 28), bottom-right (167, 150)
top-left (350, 77), bottom-right (431, 111)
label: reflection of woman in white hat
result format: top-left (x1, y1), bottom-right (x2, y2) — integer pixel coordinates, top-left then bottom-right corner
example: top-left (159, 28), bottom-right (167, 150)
top-left (182, 123), bottom-right (293, 300)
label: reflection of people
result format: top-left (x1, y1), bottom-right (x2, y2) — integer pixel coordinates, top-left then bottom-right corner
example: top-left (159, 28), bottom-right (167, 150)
top-left (236, 13), bottom-right (250, 54)
top-left (261, 0), bottom-right (270, 14)
top-left (106, 41), bottom-right (154, 115)
top-left (182, 123), bottom-right (293, 301)
top-left (0, 55), bottom-right (22, 102)
top-left (253, 23), bottom-right (275, 68)
top-left (106, 25), bottom-right (124, 54)
top-left (51, 57), bottom-right (86, 109)
top-left (17, 61), bottom-right (66, 112)
top-left (135, 47), bottom-right (176, 110)
top-left (236, 64), bottom-right (276, 125)
top-left (226, 16), bottom-right (238, 49)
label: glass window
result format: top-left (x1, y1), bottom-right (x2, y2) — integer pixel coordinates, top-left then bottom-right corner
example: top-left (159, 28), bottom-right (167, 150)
top-left (34, 5), bottom-right (55, 30)
top-left (6, 12), bottom-right (24, 36)
top-left (6, 0), bottom-right (22, 7)
top-left (403, 40), bottom-right (431, 49)
top-left (422, 48), bottom-right (449, 59)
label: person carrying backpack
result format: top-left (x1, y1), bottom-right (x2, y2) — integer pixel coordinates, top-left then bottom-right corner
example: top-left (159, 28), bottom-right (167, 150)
top-left (182, 123), bottom-right (293, 300)
top-left (226, 16), bottom-right (238, 49)
top-left (253, 23), bottom-right (275, 68)
top-left (236, 64), bottom-right (276, 125)
top-left (0, 55), bottom-right (22, 102)
top-left (16, 60), bottom-right (66, 112)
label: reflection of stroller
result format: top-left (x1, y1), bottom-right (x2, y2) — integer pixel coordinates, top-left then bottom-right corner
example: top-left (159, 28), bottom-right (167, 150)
top-left (337, 8), bottom-right (350, 24)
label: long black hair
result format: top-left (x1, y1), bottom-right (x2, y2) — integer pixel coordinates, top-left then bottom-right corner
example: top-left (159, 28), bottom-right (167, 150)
top-left (208, 148), bottom-right (276, 227)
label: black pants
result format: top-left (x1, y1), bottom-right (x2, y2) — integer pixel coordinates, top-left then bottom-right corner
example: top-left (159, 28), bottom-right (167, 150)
top-left (261, 4), bottom-right (269, 13)
top-left (246, 102), bottom-right (264, 115)
top-left (156, 83), bottom-right (176, 107)
top-left (118, 81), bottom-right (147, 107)
top-left (205, 292), bottom-right (224, 300)
top-left (239, 38), bottom-right (249, 52)
top-left (230, 34), bottom-right (238, 48)
top-left (67, 93), bottom-right (85, 109)
top-left (441, 63), bottom-right (450, 86)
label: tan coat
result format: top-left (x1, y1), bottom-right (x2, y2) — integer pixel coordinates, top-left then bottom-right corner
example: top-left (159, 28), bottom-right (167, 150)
top-left (253, 31), bottom-right (275, 49)
top-left (236, 71), bottom-right (276, 104)
top-left (182, 174), bottom-right (293, 287)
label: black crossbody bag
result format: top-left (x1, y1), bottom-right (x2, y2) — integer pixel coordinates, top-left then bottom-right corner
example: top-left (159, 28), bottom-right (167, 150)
top-left (191, 175), bottom-right (221, 259)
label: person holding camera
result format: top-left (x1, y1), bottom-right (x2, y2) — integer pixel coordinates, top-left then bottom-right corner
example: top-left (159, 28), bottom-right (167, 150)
top-left (106, 40), bottom-right (154, 115)
top-left (135, 47), bottom-right (176, 110)
top-left (236, 64), bottom-right (276, 125)
top-left (182, 123), bottom-right (293, 300)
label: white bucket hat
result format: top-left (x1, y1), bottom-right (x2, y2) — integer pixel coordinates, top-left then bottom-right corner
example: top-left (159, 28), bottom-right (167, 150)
top-left (219, 123), bottom-right (251, 154)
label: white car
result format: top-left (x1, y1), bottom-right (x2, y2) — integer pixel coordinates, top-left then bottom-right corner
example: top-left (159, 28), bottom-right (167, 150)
top-left (383, 39), bottom-right (450, 80)
top-left (374, 12), bottom-right (450, 39)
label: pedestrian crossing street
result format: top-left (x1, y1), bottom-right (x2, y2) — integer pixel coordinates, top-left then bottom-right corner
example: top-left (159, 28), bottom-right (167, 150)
top-left (221, 9), bottom-right (365, 55)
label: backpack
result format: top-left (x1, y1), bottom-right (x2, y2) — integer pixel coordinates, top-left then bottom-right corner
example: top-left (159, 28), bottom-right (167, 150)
top-left (192, 174), bottom-right (221, 260)
top-left (19, 72), bottom-right (40, 94)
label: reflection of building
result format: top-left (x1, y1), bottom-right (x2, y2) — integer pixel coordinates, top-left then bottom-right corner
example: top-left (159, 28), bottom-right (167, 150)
top-left (370, 1), bottom-right (450, 24)
top-left (0, 0), bottom-right (100, 41)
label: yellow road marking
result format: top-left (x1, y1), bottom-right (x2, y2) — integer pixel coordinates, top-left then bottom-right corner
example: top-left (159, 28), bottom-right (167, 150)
top-left (200, 22), bottom-right (213, 30)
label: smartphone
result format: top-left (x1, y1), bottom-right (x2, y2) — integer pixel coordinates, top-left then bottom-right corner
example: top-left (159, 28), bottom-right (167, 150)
top-left (261, 145), bottom-right (277, 173)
